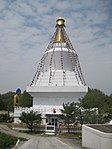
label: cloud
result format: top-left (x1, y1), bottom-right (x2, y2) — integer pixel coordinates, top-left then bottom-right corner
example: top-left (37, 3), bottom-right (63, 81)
top-left (0, 0), bottom-right (112, 95)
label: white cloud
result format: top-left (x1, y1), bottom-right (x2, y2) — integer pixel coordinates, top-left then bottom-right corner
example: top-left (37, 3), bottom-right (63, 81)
top-left (0, 0), bottom-right (112, 95)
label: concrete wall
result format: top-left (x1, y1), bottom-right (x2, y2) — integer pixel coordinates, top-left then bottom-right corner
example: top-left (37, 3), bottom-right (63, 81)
top-left (82, 125), bottom-right (112, 149)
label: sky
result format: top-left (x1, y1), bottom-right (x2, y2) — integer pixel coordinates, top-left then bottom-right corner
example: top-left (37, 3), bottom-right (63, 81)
top-left (0, 0), bottom-right (112, 95)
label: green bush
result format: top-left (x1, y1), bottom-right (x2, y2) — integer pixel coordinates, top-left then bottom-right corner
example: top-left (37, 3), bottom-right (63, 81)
top-left (0, 114), bottom-right (13, 123)
top-left (0, 114), bottom-right (9, 122)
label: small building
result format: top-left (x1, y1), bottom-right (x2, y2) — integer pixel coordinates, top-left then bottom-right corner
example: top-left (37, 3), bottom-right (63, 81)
top-left (82, 124), bottom-right (112, 149)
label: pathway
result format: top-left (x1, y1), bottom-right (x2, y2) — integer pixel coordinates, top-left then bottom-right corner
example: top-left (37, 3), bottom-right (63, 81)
top-left (18, 137), bottom-right (79, 149)
top-left (0, 124), bottom-right (86, 149)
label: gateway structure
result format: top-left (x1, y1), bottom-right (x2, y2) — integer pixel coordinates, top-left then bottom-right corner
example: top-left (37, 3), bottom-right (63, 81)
top-left (26, 17), bottom-right (88, 127)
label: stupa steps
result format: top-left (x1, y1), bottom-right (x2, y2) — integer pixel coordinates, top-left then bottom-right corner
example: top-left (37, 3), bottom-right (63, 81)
top-left (37, 76), bottom-right (78, 79)
top-left (37, 76), bottom-right (79, 81)
top-left (36, 80), bottom-right (80, 86)
top-left (35, 71), bottom-right (81, 86)
top-left (38, 71), bottom-right (79, 77)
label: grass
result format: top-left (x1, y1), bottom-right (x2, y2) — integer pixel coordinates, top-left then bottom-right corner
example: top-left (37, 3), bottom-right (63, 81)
top-left (18, 129), bottom-right (82, 139)
top-left (0, 132), bottom-right (18, 149)
top-left (18, 129), bottom-right (45, 135)
top-left (0, 122), bottom-right (12, 128)
top-left (0, 132), bottom-right (27, 149)
top-left (58, 132), bottom-right (82, 139)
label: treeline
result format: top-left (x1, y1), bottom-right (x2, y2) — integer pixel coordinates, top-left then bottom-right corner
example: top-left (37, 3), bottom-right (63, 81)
top-left (0, 91), bottom-right (33, 111)
top-left (60, 88), bottom-right (112, 133)
top-left (0, 88), bottom-right (112, 123)
top-left (0, 88), bottom-right (112, 114)
top-left (81, 88), bottom-right (112, 121)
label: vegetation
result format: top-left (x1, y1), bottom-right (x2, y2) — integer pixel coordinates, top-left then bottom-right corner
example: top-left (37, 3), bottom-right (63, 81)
top-left (0, 114), bottom-right (13, 123)
top-left (0, 92), bottom-right (15, 111)
top-left (0, 132), bottom-right (20, 149)
top-left (60, 102), bottom-right (100, 133)
top-left (0, 95), bottom-right (4, 110)
top-left (60, 88), bottom-right (112, 133)
top-left (19, 110), bottom-right (42, 132)
top-left (0, 91), bottom-right (33, 112)
top-left (19, 91), bottom-right (33, 107)
top-left (60, 102), bottom-right (79, 133)
top-left (80, 88), bottom-right (112, 122)
top-left (81, 88), bottom-right (107, 110)
top-left (58, 132), bottom-right (82, 139)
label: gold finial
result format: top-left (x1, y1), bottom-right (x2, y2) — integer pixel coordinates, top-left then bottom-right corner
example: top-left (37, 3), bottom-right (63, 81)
top-left (56, 17), bottom-right (65, 26)
top-left (55, 17), bottom-right (65, 43)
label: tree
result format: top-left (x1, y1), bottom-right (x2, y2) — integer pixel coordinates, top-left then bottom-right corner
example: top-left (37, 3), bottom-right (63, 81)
top-left (0, 95), bottom-right (4, 110)
top-left (19, 110), bottom-right (42, 132)
top-left (0, 114), bottom-right (10, 122)
top-left (81, 88), bottom-right (107, 110)
top-left (101, 107), bottom-right (112, 123)
top-left (0, 91), bottom-right (33, 111)
top-left (1, 92), bottom-right (15, 111)
top-left (79, 108), bottom-right (100, 124)
top-left (60, 102), bottom-right (79, 133)
top-left (80, 88), bottom-right (112, 124)
top-left (19, 91), bottom-right (33, 107)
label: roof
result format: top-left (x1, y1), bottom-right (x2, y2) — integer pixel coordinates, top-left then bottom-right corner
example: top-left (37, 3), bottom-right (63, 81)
top-left (30, 18), bottom-right (86, 87)
top-left (87, 124), bottom-right (112, 133)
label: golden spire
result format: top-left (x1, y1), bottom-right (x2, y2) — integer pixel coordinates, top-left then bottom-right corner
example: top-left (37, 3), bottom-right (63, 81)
top-left (55, 17), bottom-right (65, 43)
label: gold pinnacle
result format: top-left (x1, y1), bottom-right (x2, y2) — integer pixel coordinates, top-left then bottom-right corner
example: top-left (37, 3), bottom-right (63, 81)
top-left (56, 17), bottom-right (65, 26)
top-left (55, 17), bottom-right (65, 43)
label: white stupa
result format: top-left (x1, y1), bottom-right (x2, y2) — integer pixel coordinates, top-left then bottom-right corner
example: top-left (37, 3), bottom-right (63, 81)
top-left (26, 17), bottom-right (88, 126)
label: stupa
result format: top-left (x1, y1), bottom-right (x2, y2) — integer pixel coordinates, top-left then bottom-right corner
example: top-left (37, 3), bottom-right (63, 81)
top-left (26, 17), bottom-right (88, 127)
